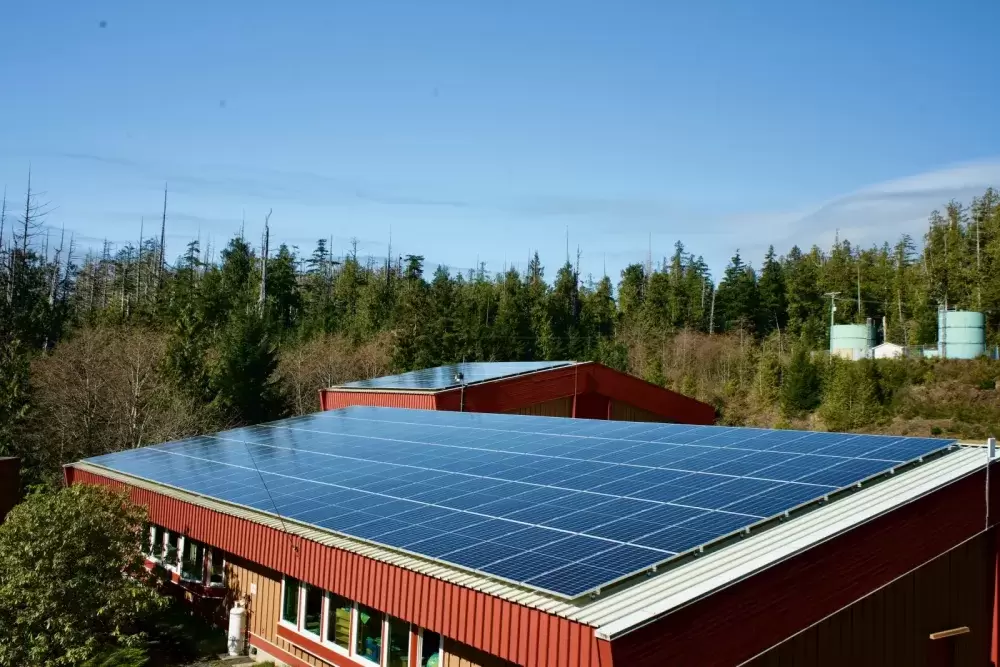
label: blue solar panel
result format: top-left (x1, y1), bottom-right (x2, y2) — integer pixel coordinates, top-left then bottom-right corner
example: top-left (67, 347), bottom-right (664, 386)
top-left (339, 361), bottom-right (573, 390)
top-left (81, 406), bottom-right (957, 599)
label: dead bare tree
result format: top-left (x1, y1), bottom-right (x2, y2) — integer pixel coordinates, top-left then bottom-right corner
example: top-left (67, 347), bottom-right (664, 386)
top-left (258, 209), bottom-right (272, 312)
top-left (157, 183), bottom-right (167, 290)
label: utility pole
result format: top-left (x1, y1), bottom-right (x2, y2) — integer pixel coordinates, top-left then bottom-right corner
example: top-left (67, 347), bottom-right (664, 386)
top-left (824, 292), bottom-right (841, 351)
top-left (137, 217), bottom-right (143, 304)
top-left (856, 264), bottom-right (862, 318)
top-left (976, 211), bottom-right (982, 309)
top-left (708, 288), bottom-right (716, 334)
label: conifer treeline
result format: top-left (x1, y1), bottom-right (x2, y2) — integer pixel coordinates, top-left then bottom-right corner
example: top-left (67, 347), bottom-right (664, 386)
top-left (1, 180), bottom-right (999, 482)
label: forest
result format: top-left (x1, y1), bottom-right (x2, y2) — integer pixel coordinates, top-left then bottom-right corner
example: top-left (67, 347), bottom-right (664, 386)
top-left (1, 178), bottom-right (999, 486)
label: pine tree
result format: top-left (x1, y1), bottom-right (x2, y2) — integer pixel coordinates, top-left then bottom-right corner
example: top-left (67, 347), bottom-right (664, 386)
top-left (210, 310), bottom-right (287, 425)
top-left (163, 303), bottom-right (212, 404)
top-left (715, 251), bottom-right (759, 333)
top-left (617, 263), bottom-right (646, 321)
top-left (757, 246), bottom-right (787, 336)
top-left (818, 358), bottom-right (883, 431)
top-left (780, 346), bottom-right (821, 416)
top-left (0, 338), bottom-right (31, 459)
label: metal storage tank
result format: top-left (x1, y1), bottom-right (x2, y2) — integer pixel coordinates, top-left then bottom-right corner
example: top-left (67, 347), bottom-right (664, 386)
top-left (938, 310), bottom-right (986, 359)
top-left (830, 322), bottom-right (875, 360)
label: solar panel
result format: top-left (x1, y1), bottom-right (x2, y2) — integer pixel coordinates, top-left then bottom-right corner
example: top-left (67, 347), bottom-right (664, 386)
top-left (82, 407), bottom-right (957, 599)
top-left (338, 361), bottom-right (573, 390)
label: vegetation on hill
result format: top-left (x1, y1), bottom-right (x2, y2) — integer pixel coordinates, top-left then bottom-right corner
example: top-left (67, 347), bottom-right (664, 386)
top-left (1, 180), bottom-right (999, 485)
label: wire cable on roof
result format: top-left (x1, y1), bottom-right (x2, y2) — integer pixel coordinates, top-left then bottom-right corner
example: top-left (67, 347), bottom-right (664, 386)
top-left (242, 438), bottom-right (299, 555)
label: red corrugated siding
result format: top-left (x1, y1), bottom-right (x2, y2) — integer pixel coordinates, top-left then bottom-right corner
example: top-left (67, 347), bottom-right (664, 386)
top-left (70, 468), bottom-right (607, 667)
top-left (434, 363), bottom-right (715, 426)
top-left (612, 467), bottom-right (1000, 667)
top-left (586, 364), bottom-right (715, 425)
top-left (0, 458), bottom-right (21, 523)
top-left (320, 363), bottom-right (715, 426)
top-left (573, 393), bottom-right (610, 420)
top-left (320, 390), bottom-right (436, 411)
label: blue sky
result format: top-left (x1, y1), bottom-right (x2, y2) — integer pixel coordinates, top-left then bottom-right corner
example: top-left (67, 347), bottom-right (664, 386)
top-left (2, 0), bottom-right (999, 280)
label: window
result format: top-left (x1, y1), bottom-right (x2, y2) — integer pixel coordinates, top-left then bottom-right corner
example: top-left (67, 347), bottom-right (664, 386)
top-left (181, 538), bottom-right (205, 581)
top-left (165, 532), bottom-right (181, 569)
top-left (151, 525), bottom-right (166, 560)
top-left (142, 523), bottom-right (153, 555)
top-left (302, 584), bottom-right (323, 637)
top-left (420, 630), bottom-right (442, 667)
top-left (208, 549), bottom-right (225, 585)
top-left (355, 604), bottom-right (384, 664)
top-left (282, 577), bottom-right (300, 626)
top-left (326, 593), bottom-right (352, 650)
top-left (387, 616), bottom-right (409, 667)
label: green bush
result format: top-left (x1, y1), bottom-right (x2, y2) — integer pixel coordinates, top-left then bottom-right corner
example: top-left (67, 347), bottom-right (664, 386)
top-left (80, 647), bottom-right (148, 667)
top-left (0, 485), bottom-right (166, 666)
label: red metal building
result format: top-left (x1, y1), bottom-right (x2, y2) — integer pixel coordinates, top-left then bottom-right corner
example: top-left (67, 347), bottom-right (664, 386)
top-left (0, 457), bottom-right (20, 524)
top-left (320, 361), bottom-right (716, 425)
top-left (66, 442), bottom-right (1000, 667)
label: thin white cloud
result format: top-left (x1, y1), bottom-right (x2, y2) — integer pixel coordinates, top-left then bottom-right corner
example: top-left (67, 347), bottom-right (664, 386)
top-left (717, 159), bottom-right (1000, 264)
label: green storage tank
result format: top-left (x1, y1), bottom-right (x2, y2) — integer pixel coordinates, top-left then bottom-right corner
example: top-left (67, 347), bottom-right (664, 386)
top-left (830, 322), bottom-right (875, 360)
top-left (938, 310), bottom-right (985, 359)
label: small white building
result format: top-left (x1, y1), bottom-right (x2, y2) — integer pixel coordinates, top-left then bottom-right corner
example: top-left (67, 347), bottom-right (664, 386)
top-left (872, 342), bottom-right (905, 359)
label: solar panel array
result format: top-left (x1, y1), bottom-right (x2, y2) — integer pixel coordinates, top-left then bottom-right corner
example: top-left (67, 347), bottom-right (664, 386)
top-left (338, 361), bottom-right (572, 390)
top-left (83, 407), bottom-right (955, 599)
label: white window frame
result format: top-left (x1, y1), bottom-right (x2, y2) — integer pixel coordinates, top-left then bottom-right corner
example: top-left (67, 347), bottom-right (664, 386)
top-left (206, 547), bottom-right (226, 588)
top-left (279, 575), bottom-right (301, 630)
top-left (299, 582), bottom-right (324, 640)
top-left (384, 614), bottom-right (411, 667)
top-left (352, 603), bottom-right (385, 667)
top-left (179, 537), bottom-right (207, 583)
top-left (417, 628), bottom-right (444, 667)
top-left (148, 525), bottom-right (166, 563)
top-left (321, 593), bottom-right (353, 657)
top-left (279, 582), bottom-right (416, 667)
top-left (161, 530), bottom-right (181, 573)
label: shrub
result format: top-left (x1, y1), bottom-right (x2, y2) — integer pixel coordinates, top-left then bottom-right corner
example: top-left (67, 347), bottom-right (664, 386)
top-left (0, 485), bottom-right (166, 666)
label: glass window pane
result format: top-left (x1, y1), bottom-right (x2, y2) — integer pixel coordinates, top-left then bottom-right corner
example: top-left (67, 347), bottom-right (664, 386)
top-left (326, 593), bottom-right (352, 649)
top-left (355, 604), bottom-right (383, 664)
top-left (181, 540), bottom-right (204, 580)
top-left (165, 532), bottom-right (180, 566)
top-left (387, 616), bottom-right (409, 667)
top-left (282, 577), bottom-right (299, 625)
top-left (209, 550), bottom-right (224, 584)
top-left (152, 526), bottom-right (165, 559)
top-left (421, 630), bottom-right (441, 667)
top-left (303, 585), bottom-right (323, 636)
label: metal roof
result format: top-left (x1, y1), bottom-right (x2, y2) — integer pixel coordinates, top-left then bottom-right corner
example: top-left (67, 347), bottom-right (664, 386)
top-left (335, 361), bottom-right (575, 391)
top-left (71, 445), bottom-right (985, 636)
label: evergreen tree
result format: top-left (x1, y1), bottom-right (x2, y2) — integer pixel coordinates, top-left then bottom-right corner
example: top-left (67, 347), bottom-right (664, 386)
top-left (210, 310), bottom-right (287, 425)
top-left (818, 358), bottom-right (883, 431)
top-left (715, 250), bottom-right (759, 333)
top-left (780, 346), bottom-right (821, 416)
top-left (0, 338), bottom-right (31, 459)
top-left (163, 304), bottom-right (212, 404)
top-left (617, 263), bottom-right (646, 321)
top-left (757, 245), bottom-right (787, 336)
top-left (392, 256), bottom-right (433, 370)
top-left (265, 244), bottom-right (301, 332)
